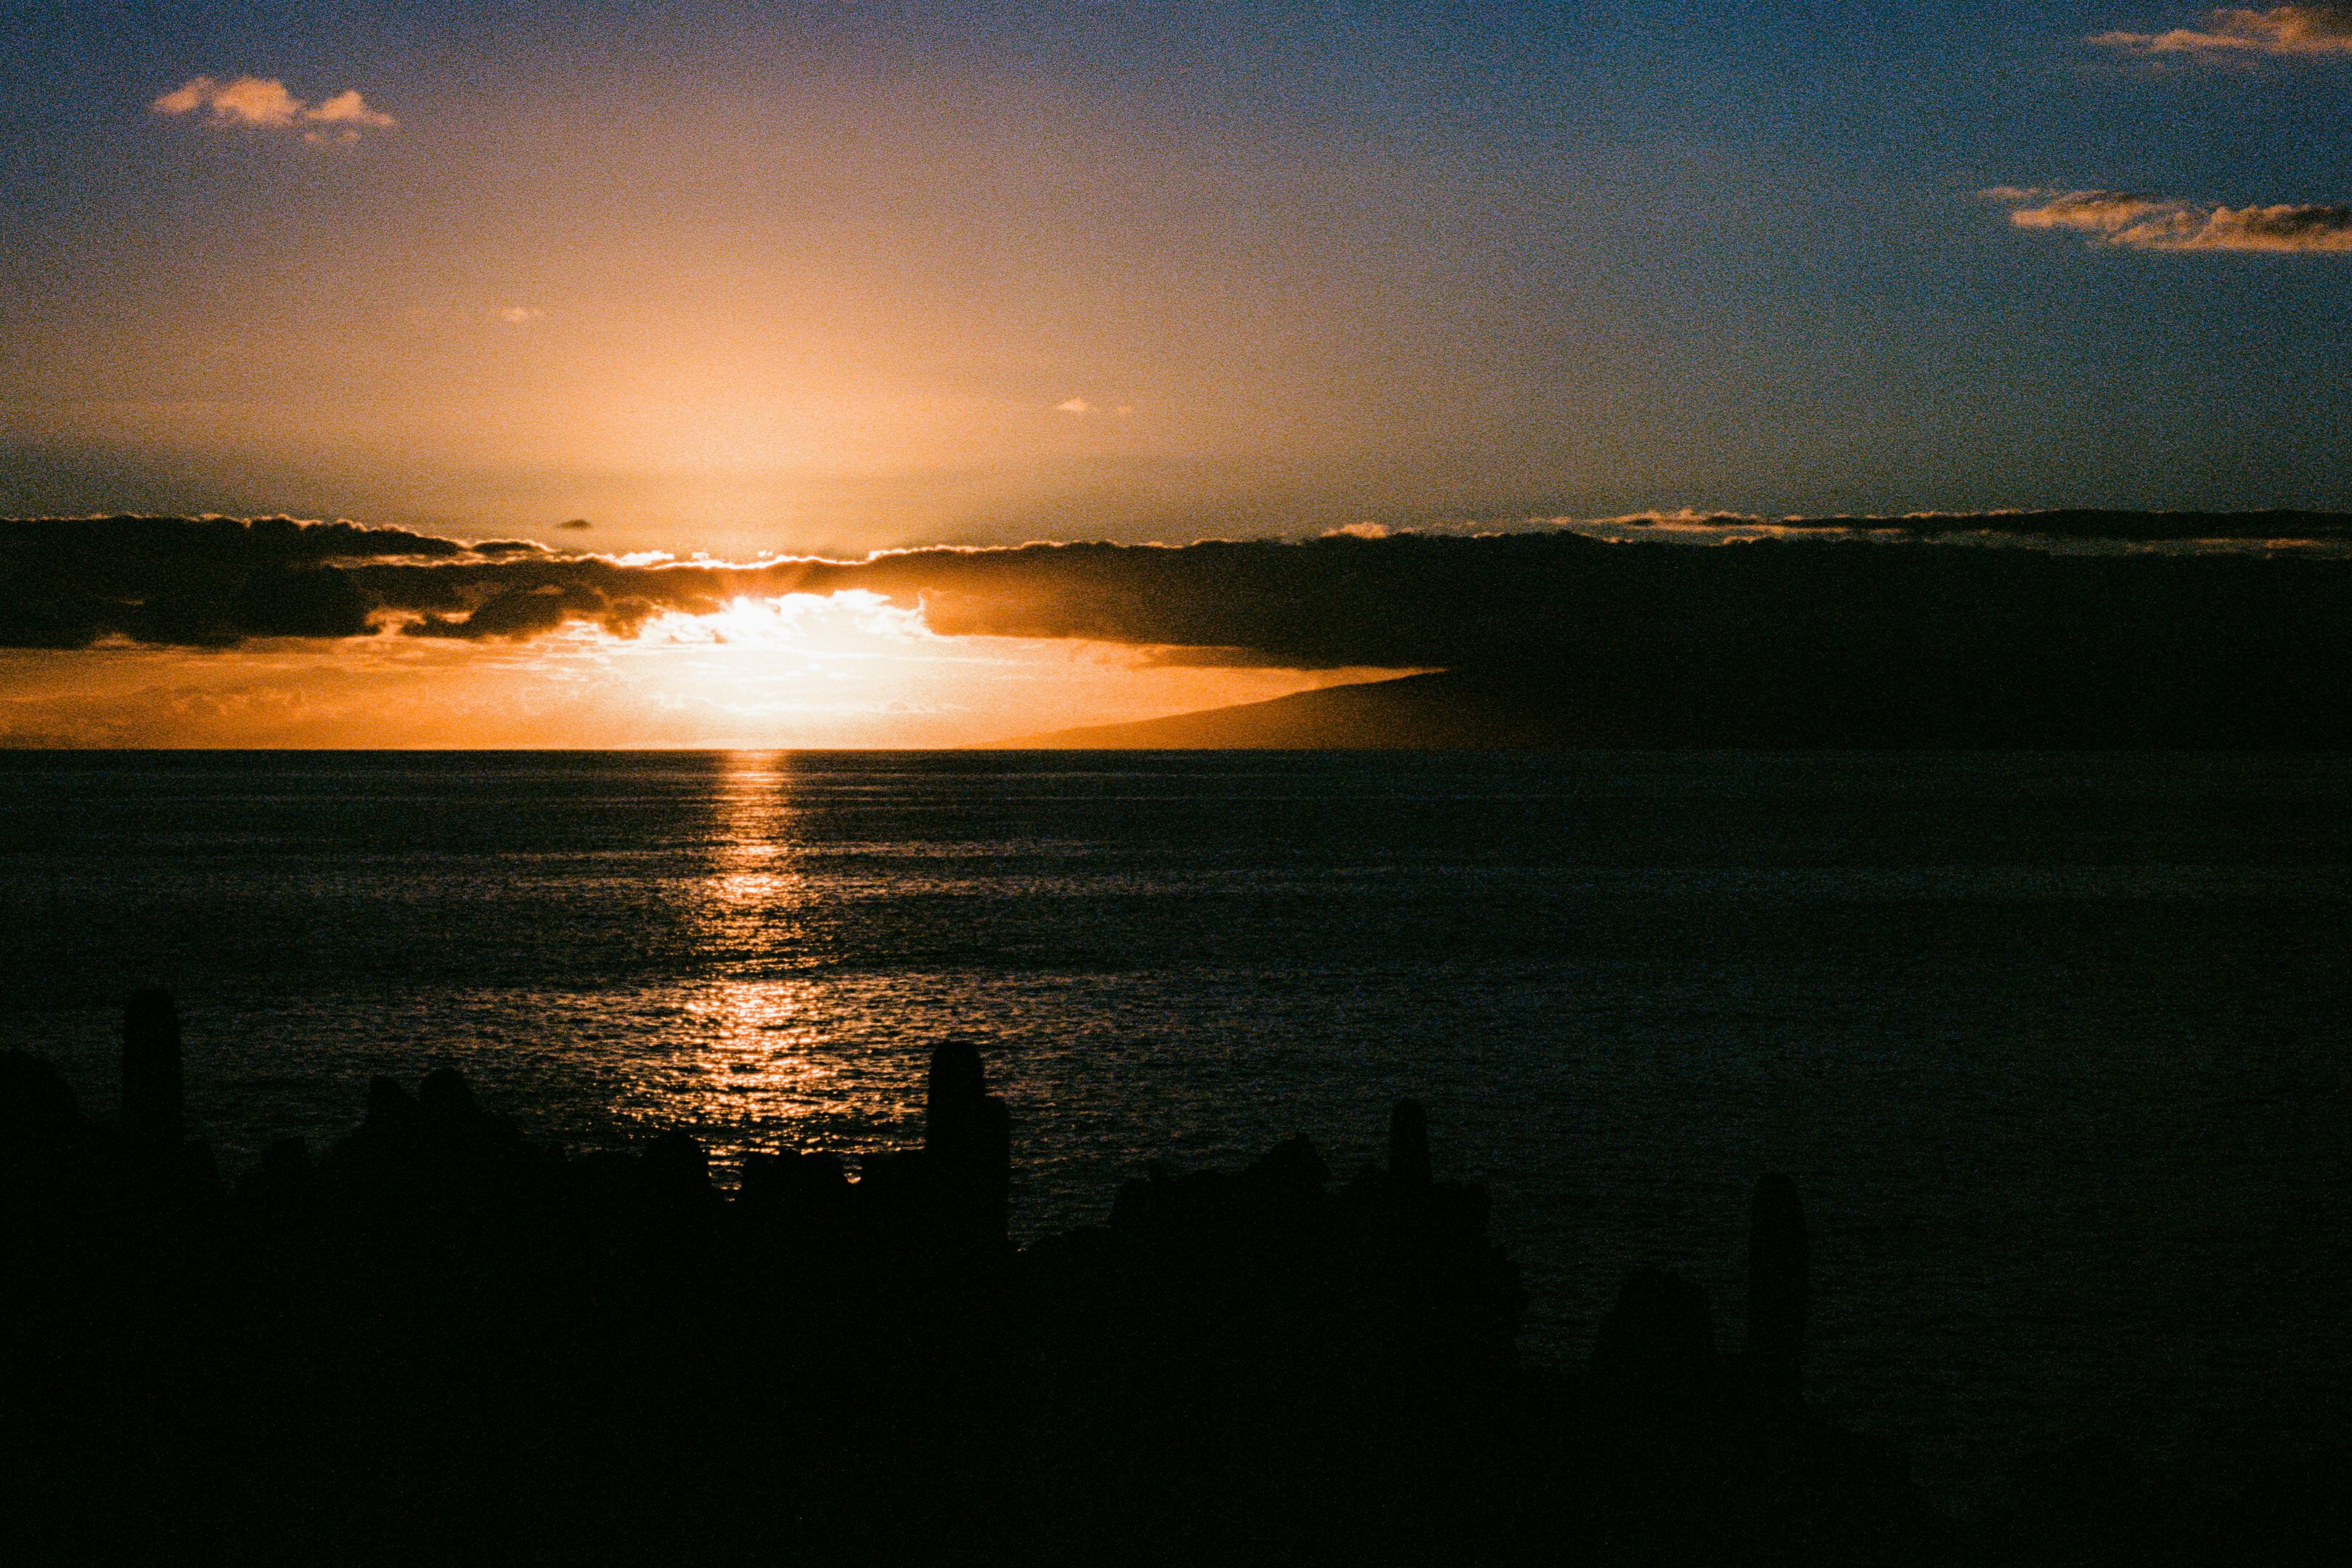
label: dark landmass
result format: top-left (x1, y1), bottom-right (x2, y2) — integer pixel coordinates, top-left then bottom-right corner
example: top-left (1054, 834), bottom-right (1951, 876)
top-left (997, 672), bottom-right (1481, 749)
top-left (1007, 640), bottom-right (2351, 748)
top-left (998, 668), bottom-right (1630, 749)
top-left (7, 513), bottom-right (2350, 747)
top-left (4, 995), bottom-right (2344, 1564)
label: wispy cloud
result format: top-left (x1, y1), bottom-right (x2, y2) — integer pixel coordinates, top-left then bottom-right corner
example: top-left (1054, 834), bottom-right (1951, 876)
top-left (1054, 398), bottom-right (1093, 415)
top-left (2091, 4), bottom-right (2352, 57)
top-left (150, 76), bottom-right (396, 139)
top-left (1985, 186), bottom-right (2352, 252)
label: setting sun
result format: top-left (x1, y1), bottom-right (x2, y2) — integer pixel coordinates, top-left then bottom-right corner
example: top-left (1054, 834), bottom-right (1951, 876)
top-left (0, 582), bottom-right (1376, 748)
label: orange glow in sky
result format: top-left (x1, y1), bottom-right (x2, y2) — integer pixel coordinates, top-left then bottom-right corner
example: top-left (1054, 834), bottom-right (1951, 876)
top-left (0, 590), bottom-right (1379, 748)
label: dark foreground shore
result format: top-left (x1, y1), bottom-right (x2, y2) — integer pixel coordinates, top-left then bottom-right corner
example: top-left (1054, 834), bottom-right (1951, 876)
top-left (2, 995), bottom-right (2343, 1565)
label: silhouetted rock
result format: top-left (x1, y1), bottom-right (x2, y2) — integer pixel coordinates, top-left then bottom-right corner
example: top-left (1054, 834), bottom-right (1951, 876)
top-left (923, 1038), bottom-right (1011, 1249)
top-left (741, 1147), bottom-right (849, 1214)
top-left (0, 1049), bottom-right (87, 1160)
top-left (364, 1074), bottom-right (420, 1135)
top-left (239, 1134), bottom-right (314, 1206)
top-left (1246, 1132), bottom-right (1330, 1193)
top-left (639, 1129), bottom-right (715, 1220)
top-left (418, 1066), bottom-right (479, 1123)
top-left (1747, 1172), bottom-right (1808, 1409)
top-left (121, 988), bottom-right (184, 1157)
top-left (20, 1029), bottom-right (2328, 1566)
top-left (1388, 1097), bottom-right (1432, 1192)
top-left (1591, 1266), bottom-right (1718, 1408)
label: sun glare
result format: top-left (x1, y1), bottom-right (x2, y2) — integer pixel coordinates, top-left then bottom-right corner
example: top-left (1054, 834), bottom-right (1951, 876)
top-left (635, 589), bottom-right (932, 653)
top-left (0, 591), bottom-right (1374, 748)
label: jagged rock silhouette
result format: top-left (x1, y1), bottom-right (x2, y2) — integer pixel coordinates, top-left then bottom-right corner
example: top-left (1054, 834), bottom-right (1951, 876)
top-left (0, 994), bottom-right (2340, 1565)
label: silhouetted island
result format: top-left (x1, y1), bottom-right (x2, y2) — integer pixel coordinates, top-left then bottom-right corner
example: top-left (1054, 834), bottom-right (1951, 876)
top-left (0, 994), bottom-right (2343, 1564)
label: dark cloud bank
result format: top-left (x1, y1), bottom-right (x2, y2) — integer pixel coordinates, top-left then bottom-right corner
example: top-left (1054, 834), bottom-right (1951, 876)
top-left (7, 513), bottom-right (2351, 747)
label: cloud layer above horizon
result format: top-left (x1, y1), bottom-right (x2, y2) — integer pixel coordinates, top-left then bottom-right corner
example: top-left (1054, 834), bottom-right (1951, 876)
top-left (9, 513), bottom-right (2349, 658)
top-left (6, 514), bottom-right (2348, 748)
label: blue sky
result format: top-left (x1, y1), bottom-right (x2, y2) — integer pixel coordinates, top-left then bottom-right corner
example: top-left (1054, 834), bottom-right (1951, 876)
top-left (5, 2), bottom-right (2350, 552)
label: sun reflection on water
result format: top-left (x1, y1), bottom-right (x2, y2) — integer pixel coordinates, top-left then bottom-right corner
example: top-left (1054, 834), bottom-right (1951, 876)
top-left (615, 751), bottom-right (923, 1166)
top-left (699, 748), bottom-right (805, 929)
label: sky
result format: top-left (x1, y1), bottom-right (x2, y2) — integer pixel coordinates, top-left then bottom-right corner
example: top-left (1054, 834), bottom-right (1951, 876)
top-left (7, 1), bottom-right (2352, 555)
top-left (2, 4), bottom-right (2349, 744)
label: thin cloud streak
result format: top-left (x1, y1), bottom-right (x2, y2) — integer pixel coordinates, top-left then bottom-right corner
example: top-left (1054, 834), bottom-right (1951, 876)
top-left (1986, 187), bottom-right (2352, 253)
top-left (2091, 4), bottom-right (2352, 57)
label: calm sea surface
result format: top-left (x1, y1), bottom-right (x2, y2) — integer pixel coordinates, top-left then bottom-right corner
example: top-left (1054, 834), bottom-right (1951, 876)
top-left (3, 750), bottom-right (2348, 1500)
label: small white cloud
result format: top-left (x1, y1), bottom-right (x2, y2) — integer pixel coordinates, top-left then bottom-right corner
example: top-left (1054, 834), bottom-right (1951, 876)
top-left (1986, 185), bottom-right (2352, 252)
top-left (1114, 404), bottom-right (1135, 417)
top-left (306, 89), bottom-right (396, 129)
top-left (1054, 397), bottom-right (1092, 415)
top-left (1325, 522), bottom-right (1392, 539)
top-left (152, 75), bottom-right (396, 136)
top-left (2091, 4), bottom-right (2352, 57)
top-left (189, 76), bottom-right (303, 126)
top-left (152, 78), bottom-right (231, 118)
top-left (497, 306), bottom-right (545, 324)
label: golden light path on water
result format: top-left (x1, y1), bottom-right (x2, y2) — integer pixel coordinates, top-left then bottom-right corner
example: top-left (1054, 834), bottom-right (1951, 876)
top-left (616, 750), bottom-right (925, 1167)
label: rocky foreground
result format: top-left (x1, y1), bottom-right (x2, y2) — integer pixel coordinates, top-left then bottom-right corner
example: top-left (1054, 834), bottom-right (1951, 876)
top-left (0, 993), bottom-right (2340, 1564)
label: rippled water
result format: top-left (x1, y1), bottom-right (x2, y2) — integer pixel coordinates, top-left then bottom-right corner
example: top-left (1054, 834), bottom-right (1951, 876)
top-left (4, 749), bottom-right (2348, 1500)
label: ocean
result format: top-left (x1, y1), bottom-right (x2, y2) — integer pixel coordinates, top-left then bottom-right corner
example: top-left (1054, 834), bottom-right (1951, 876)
top-left (3, 748), bottom-right (2347, 1501)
